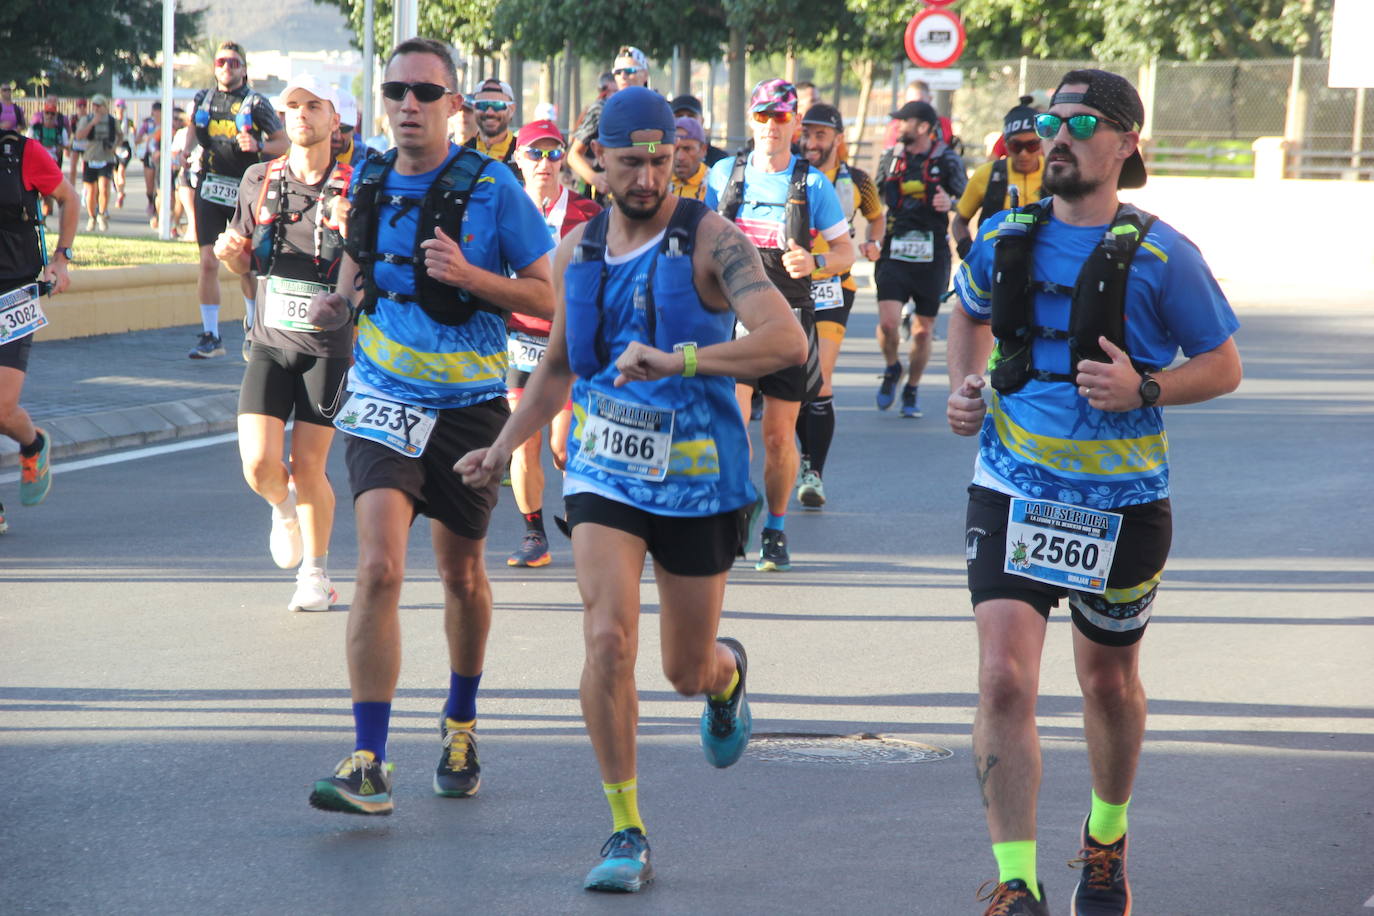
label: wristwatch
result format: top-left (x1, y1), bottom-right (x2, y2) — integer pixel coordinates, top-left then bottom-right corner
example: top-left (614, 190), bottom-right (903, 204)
top-left (54, 246), bottom-right (75, 262)
top-left (814, 253), bottom-right (827, 270)
top-left (1138, 373), bottom-right (1161, 407)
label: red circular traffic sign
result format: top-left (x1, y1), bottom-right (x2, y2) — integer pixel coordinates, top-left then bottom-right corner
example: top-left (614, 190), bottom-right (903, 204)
top-left (905, 8), bottom-right (966, 69)
top-left (921, 0), bottom-right (958, 6)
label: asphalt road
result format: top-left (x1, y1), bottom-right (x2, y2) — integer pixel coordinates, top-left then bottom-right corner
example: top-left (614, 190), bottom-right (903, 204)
top-left (2, 297), bottom-right (1371, 914)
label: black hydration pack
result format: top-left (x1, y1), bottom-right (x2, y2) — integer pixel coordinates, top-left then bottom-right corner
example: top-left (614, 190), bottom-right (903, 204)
top-left (0, 130), bottom-right (43, 283)
top-left (250, 156), bottom-right (351, 283)
top-left (978, 158), bottom-right (1010, 228)
top-left (343, 146), bottom-right (500, 326)
top-left (988, 198), bottom-right (1159, 395)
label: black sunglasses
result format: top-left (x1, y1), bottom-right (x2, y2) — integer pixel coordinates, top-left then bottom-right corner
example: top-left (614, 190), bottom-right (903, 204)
top-left (381, 81), bottom-right (453, 103)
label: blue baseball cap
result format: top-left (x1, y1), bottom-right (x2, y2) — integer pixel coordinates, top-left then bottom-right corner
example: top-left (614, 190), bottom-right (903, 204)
top-left (597, 86), bottom-right (675, 151)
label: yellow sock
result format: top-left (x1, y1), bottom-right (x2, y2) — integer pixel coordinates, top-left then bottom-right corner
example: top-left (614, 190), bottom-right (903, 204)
top-left (603, 778), bottom-right (645, 834)
top-left (708, 667), bottom-right (740, 703)
top-left (445, 717), bottom-right (476, 731)
top-left (992, 840), bottom-right (1040, 900)
top-left (1088, 789), bottom-right (1130, 844)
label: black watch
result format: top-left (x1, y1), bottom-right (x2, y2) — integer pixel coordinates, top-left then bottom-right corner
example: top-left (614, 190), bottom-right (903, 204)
top-left (814, 253), bottom-right (827, 270)
top-left (54, 246), bottom-right (75, 262)
top-left (1138, 373), bottom-right (1161, 407)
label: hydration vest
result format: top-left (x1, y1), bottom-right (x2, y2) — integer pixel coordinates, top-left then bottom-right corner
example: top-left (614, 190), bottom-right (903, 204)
top-left (988, 198), bottom-right (1159, 395)
top-left (0, 130), bottom-right (44, 282)
top-left (464, 133), bottom-right (520, 184)
top-left (193, 86), bottom-right (263, 177)
top-left (565, 197), bottom-right (713, 378)
top-left (717, 152), bottom-right (813, 304)
top-left (832, 162), bottom-right (856, 225)
top-left (251, 156), bottom-right (352, 284)
top-left (343, 146), bottom-right (499, 327)
top-left (979, 159), bottom-right (1011, 228)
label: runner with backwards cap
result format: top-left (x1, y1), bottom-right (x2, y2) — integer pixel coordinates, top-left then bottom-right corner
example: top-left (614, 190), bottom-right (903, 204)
top-left (457, 86), bottom-right (806, 893)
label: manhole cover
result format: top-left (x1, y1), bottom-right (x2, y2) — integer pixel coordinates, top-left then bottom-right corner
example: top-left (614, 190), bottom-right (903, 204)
top-left (747, 732), bottom-right (953, 765)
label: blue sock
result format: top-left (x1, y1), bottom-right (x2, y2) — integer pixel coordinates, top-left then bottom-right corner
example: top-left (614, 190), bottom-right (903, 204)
top-left (352, 701), bottom-right (391, 761)
top-left (446, 671), bottom-right (482, 723)
top-left (765, 512), bottom-right (786, 531)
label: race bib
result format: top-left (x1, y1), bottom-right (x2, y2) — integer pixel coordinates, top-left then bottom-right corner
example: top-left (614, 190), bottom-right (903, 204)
top-left (506, 331), bottom-right (548, 373)
top-left (200, 172), bottom-right (240, 208)
top-left (85, 159), bottom-right (108, 169)
top-left (890, 230), bottom-right (934, 263)
top-left (810, 277), bottom-right (844, 310)
top-left (334, 392), bottom-right (437, 458)
top-left (1004, 498), bottom-right (1123, 594)
top-left (580, 392), bottom-right (673, 482)
top-left (259, 276), bottom-right (327, 332)
top-left (0, 284), bottom-right (47, 344)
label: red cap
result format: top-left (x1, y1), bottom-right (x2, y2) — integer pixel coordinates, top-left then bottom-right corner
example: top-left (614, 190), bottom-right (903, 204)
top-left (516, 119), bottom-right (564, 148)
top-left (44, 101), bottom-right (57, 112)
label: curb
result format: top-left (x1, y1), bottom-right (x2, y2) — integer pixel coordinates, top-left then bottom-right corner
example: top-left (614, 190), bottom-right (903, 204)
top-left (0, 393), bottom-right (239, 468)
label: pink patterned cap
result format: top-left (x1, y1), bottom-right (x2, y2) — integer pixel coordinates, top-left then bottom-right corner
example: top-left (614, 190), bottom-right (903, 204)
top-left (749, 78), bottom-right (796, 114)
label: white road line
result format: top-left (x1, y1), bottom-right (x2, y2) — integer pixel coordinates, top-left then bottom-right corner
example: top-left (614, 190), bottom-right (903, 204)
top-left (0, 432), bottom-right (238, 485)
top-left (1365, 892), bottom-right (1374, 907)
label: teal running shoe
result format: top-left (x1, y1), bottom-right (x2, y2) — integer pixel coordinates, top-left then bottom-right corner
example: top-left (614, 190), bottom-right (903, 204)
top-left (701, 637), bottom-right (751, 768)
top-left (19, 428), bottom-right (51, 506)
top-left (583, 828), bottom-right (653, 893)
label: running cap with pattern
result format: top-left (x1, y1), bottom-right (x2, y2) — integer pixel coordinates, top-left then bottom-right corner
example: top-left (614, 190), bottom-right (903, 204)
top-left (616, 46), bottom-right (648, 69)
top-left (1051, 68), bottom-right (1147, 189)
top-left (801, 102), bottom-right (844, 132)
top-left (750, 78), bottom-right (797, 114)
top-left (516, 118), bottom-right (565, 148)
top-left (475, 78), bottom-right (514, 101)
top-left (597, 86), bottom-right (675, 151)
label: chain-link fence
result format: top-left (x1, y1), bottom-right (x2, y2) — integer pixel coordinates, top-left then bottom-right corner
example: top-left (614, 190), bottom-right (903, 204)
top-left (940, 57), bottom-right (1370, 180)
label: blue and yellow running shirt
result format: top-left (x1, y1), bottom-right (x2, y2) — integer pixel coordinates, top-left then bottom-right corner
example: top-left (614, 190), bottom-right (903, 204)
top-left (702, 153), bottom-right (849, 250)
top-left (348, 144), bottom-right (554, 409)
top-left (954, 207), bottom-right (1239, 509)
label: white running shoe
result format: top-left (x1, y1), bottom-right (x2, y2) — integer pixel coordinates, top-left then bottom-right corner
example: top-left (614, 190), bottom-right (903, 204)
top-left (269, 485), bottom-right (303, 569)
top-left (97, 213), bottom-right (109, 232)
top-left (289, 568), bottom-right (338, 612)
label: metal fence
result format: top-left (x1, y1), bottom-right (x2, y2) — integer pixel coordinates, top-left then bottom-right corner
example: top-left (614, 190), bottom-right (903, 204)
top-left (945, 57), bottom-right (1371, 180)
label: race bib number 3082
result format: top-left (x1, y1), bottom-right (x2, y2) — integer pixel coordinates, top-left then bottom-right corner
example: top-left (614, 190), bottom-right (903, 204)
top-left (0, 284), bottom-right (47, 344)
top-left (1004, 497), bottom-right (1122, 594)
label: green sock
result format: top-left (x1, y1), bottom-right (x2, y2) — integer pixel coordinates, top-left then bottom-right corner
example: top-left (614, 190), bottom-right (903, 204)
top-left (1088, 789), bottom-right (1130, 844)
top-left (708, 667), bottom-right (739, 703)
top-left (603, 778), bottom-right (644, 834)
top-left (992, 840), bottom-right (1040, 900)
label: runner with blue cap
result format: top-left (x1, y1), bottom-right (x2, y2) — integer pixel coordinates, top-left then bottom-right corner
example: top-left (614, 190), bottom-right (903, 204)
top-left (457, 82), bottom-right (809, 895)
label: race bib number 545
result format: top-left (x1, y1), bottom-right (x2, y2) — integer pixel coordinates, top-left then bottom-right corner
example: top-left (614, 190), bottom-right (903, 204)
top-left (1004, 498), bottom-right (1122, 594)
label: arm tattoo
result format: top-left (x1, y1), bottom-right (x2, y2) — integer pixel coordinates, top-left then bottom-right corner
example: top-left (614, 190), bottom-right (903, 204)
top-left (974, 753), bottom-right (999, 809)
top-left (711, 226), bottom-right (775, 303)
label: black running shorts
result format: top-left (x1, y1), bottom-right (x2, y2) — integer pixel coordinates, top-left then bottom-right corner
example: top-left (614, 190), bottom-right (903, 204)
top-left (194, 193), bottom-right (235, 247)
top-left (237, 343), bottom-right (350, 427)
top-left (814, 285), bottom-right (856, 331)
top-left (736, 305), bottom-right (823, 403)
top-left (876, 256), bottom-right (951, 318)
top-left (344, 396), bottom-right (509, 541)
top-left (564, 491), bottom-right (748, 577)
top-left (0, 334), bottom-right (33, 373)
top-left (964, 484), bottom-right (1173, 647)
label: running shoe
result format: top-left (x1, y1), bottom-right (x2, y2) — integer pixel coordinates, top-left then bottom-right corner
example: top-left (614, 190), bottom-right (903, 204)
top-left (701, 636), bottom-right (751, 768)
top-left (900, 385), bottom-right (923, 419)
top-left (19, 428), bottom-right (52, 506)
top-left (85, 215), bottom-right (95, 232)
top-left (1070, 816), bottom-right (1131, 915)
top-left (0, 501), bottom-right (8, 535)
top-left (583, 828), bottom-right (653, 893)
top-left (269, 488), bottom-right (303, 570)
top-left (96, 212), bottom-right (109, 232)
top-left (756, 528), bottom-right (790, 572)
top-left (288, 568), bottom-right (337, 612)
top-left (976, 879), bottom-right (1050, 916)
top-left (188, 332), bottom-right (225, 359)
top-left (876, 362), bottom-right (902, 410)
top-left (797, 467), bottom-right (825, 509)
top-left (507, 530), bottom-right (551, 568)
top-left (434, 716), bottom-right (481, 797)
top-left (308, 751), bottom-right (394, 815)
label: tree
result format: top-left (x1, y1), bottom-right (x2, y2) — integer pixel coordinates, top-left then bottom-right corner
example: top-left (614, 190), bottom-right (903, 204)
top-left (0, 0), bottom-right (203, 91)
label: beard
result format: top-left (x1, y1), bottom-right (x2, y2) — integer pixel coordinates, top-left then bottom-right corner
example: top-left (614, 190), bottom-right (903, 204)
top-left (614, 186), bottom-right (667, 221)
top-left (805, 139), bottom-right (836, 167)
top-left (1041, 146), bottom-right (1102, 201)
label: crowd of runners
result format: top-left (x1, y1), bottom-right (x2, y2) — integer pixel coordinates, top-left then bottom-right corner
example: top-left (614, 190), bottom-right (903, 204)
top-left (0, 39), bottom-right (1243, 915)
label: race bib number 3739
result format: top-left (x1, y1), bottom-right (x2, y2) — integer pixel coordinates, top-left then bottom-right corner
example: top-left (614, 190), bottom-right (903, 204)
top-left (1004, 498), bottom-right (1122, 594)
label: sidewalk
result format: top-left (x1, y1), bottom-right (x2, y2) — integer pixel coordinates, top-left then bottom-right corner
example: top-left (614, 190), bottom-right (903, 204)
top-left (0, 322), bottom-right (247, 467)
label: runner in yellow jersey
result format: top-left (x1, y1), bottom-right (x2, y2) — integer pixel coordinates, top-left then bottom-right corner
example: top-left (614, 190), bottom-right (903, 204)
top-left (795, 103), bottom-right (881, 509)
top-left (464, 78), bottom-right (520, 181)
top-left (669, 117), bottom-right (709, 201)
top-left (952, 98), bottom-right (1045, 260)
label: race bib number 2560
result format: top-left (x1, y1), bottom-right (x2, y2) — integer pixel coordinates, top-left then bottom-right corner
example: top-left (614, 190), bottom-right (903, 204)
top-left (1004, 498), bottom-right (1122, 594)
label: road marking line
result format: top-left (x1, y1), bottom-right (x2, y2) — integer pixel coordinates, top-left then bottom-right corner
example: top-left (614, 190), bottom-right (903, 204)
top-left (0, 432), bottom-right (238, 485)
top-left (1365, 892), bottom-right (1374, 907)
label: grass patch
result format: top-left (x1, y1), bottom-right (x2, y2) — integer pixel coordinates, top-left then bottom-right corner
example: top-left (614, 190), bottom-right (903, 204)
top-left (45, 234), bottom-right (199, 269)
